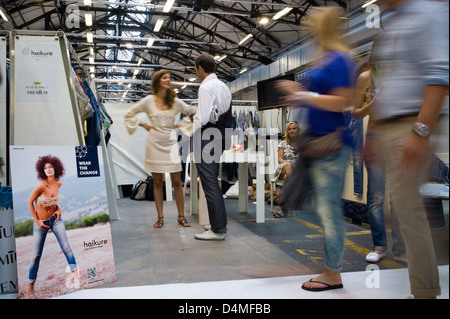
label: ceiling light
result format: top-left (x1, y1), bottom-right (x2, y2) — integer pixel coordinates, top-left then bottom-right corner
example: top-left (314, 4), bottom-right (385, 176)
top-left (89, 57), bottom-right (95, 64)
top-left (362, 0), bottom-right (377, 8)
top-left (87, 32), bottom-right (93, 43)
top-left (89, 47), bottom-right (94, 55)
top-left (273, 7), bottom-right (293, 20)
top-left (238, 33), bottom-right (253, 45)
top-left (163, 0), bottom-right (175, 13)
top-left (147, 38), bottom-right (155, 47)
top-left (239, 67), bottom-right (248, 74)
top-left (84, 0), bottom-right (92, 6)
top-left (90, 66), bottom-right (95, 73)
top-left (218, 54), bottom-right (227, 62)
top-left (154, 18), bottom-right (164, 32)
top-left (85, 13), bottom-right (93, 26)
top-left (0, 7), bottom-right (9, 22)
top-left (259, 17), bottom-right (269, 25)
top-left (137, 58), bottom-right (143, 66)
top-left (125, 42), bottom-right (134, 48)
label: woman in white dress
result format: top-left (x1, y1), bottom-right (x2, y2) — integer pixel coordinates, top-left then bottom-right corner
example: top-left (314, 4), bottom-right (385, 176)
top-left (125, 70), bottom-right (197, 228)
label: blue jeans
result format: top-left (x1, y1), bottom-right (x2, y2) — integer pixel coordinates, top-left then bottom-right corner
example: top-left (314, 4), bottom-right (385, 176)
top-left (28, 214), bottom-right (78, 283)
top-left (366, 166), bottom-right (387, 252)
top-left (367, 166), bottom-right (406, 255)
top-left (310, 145), bottom-right (351, 272)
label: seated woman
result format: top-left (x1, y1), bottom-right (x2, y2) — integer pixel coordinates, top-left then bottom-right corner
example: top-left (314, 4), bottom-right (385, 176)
top-left (273, 121), bottom-right (300, 218)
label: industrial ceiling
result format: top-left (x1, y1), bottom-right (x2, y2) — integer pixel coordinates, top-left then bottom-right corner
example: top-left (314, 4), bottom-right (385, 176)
top-left (1, 0), bottom-right (366, 101)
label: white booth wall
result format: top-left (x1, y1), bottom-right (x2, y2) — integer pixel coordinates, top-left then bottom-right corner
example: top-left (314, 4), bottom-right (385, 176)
top-left (103, 102), bottom-right (150, 186)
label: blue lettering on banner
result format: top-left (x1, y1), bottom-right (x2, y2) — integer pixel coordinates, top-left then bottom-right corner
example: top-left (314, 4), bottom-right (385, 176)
top-left (75, 146), bottom-right (100, 178)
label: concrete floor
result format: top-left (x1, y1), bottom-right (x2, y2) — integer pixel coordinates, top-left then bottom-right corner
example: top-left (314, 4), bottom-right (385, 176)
top-left (55, 195), bottom-right (449, 299)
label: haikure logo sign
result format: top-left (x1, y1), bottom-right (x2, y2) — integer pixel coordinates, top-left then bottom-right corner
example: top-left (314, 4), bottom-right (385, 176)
top-left (21, 47), bottom-right (53, 57)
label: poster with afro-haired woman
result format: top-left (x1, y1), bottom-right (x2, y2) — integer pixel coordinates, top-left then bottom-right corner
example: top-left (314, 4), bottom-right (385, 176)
top-left (9, 145), bottom-right (116, 299)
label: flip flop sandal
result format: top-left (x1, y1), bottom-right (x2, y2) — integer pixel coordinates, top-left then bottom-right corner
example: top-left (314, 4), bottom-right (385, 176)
top-left (301, 279), bottom-right (344, 292)
top-left (273, 210), bottom-right (287, 218)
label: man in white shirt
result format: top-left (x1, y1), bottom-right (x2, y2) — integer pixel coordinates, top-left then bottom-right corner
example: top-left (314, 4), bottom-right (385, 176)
top-left (193, 54), bottom-right (232, 241)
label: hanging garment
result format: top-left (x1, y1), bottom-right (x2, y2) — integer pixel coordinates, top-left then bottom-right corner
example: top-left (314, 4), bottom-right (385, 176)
top-left (344, 111), bottom-right (364, 197)
top-left (253, 112), bottom-right (260, 134)
top-left (82, 81), bottom-right (103, 146)
top-left (75, 76), bottom-right (93, 122)
top-left (237, 110), bottom-right (245, 129)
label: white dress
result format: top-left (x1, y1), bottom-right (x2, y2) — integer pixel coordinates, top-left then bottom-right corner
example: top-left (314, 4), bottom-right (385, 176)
top-left (124, 96), bottom-right (197, 173)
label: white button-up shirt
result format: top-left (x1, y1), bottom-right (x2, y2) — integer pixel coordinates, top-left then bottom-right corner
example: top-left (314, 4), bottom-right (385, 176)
top-left (194, 73), bottom-right (232, 130)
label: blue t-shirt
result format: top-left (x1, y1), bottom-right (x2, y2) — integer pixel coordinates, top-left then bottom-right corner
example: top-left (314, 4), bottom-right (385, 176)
top-left (305, 51), bottom-right (356, 146)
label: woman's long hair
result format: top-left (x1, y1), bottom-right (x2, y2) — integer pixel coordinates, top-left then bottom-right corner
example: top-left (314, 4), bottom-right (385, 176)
top-left (303, 6), bottom-right (350, 53)
top-left (151, 69), bottom-right (177, 109)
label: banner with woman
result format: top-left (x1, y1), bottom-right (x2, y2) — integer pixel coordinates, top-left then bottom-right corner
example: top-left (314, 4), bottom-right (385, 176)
top-left (9, 145), bottom-right (116, 299)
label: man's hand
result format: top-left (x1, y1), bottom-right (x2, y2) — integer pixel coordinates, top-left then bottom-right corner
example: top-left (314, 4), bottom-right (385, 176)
top-left (401, 132), bottom-right (430, 177)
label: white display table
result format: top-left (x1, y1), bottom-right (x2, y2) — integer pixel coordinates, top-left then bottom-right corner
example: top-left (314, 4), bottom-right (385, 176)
top-left (190, 150), bottom-right (266, 223)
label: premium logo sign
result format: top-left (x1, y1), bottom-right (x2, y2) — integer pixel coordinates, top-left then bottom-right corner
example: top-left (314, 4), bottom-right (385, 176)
top-left (14, 40), bottom-right (61, 102)
top-left (9, 145), bottom-right (116, 299)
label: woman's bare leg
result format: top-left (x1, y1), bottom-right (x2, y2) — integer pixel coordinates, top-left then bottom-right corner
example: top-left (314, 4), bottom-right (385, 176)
top-left (171, 172), bottom-right (191, 227)
top-left (152, 173), bottom-right (164, 227)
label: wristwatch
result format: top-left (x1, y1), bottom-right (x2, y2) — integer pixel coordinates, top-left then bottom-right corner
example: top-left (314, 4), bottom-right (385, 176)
top-left (412, 122), bottom-right (431, 138)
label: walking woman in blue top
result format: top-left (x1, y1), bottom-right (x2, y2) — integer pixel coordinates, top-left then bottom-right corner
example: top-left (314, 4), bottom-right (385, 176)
top-left (276, 7), bottom-right (356, 292)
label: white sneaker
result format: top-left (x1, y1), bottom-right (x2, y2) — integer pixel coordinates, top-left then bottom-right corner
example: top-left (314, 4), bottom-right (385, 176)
top-left (366, 251), bottom-right (385, 263)
top-left (194, 229), bottom-right (226, 241)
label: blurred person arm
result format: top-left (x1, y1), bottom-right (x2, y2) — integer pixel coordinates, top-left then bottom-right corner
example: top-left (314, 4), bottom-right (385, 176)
top-left (276, 54), bottom-right (354, 112)
top-left (299, 87), bottom-right (354, 113)
top-left (402, 85), bottom-right (448, 176)
top-left (276, 83), bottom-right (353, 113)
top-left (353, 71), bottom-right (376, 120)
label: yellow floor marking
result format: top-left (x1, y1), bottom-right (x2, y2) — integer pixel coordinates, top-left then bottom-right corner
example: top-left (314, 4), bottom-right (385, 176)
top-left (305, 230), bottom-right (371, 239)
top-left (289, 217), bottom-right (403, 269)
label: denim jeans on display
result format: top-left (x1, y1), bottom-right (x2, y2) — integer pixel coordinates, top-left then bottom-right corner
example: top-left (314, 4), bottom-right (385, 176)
top-left (28, 215), bottom-right (78, 283)
top-left (344, 112), bottom-right (364, 197)
top-left (309, 145), bottom-right (351, 272)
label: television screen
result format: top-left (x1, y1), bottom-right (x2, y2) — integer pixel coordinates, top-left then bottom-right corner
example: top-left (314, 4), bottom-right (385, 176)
top-left (257, 74), bottom-right (295, 111)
